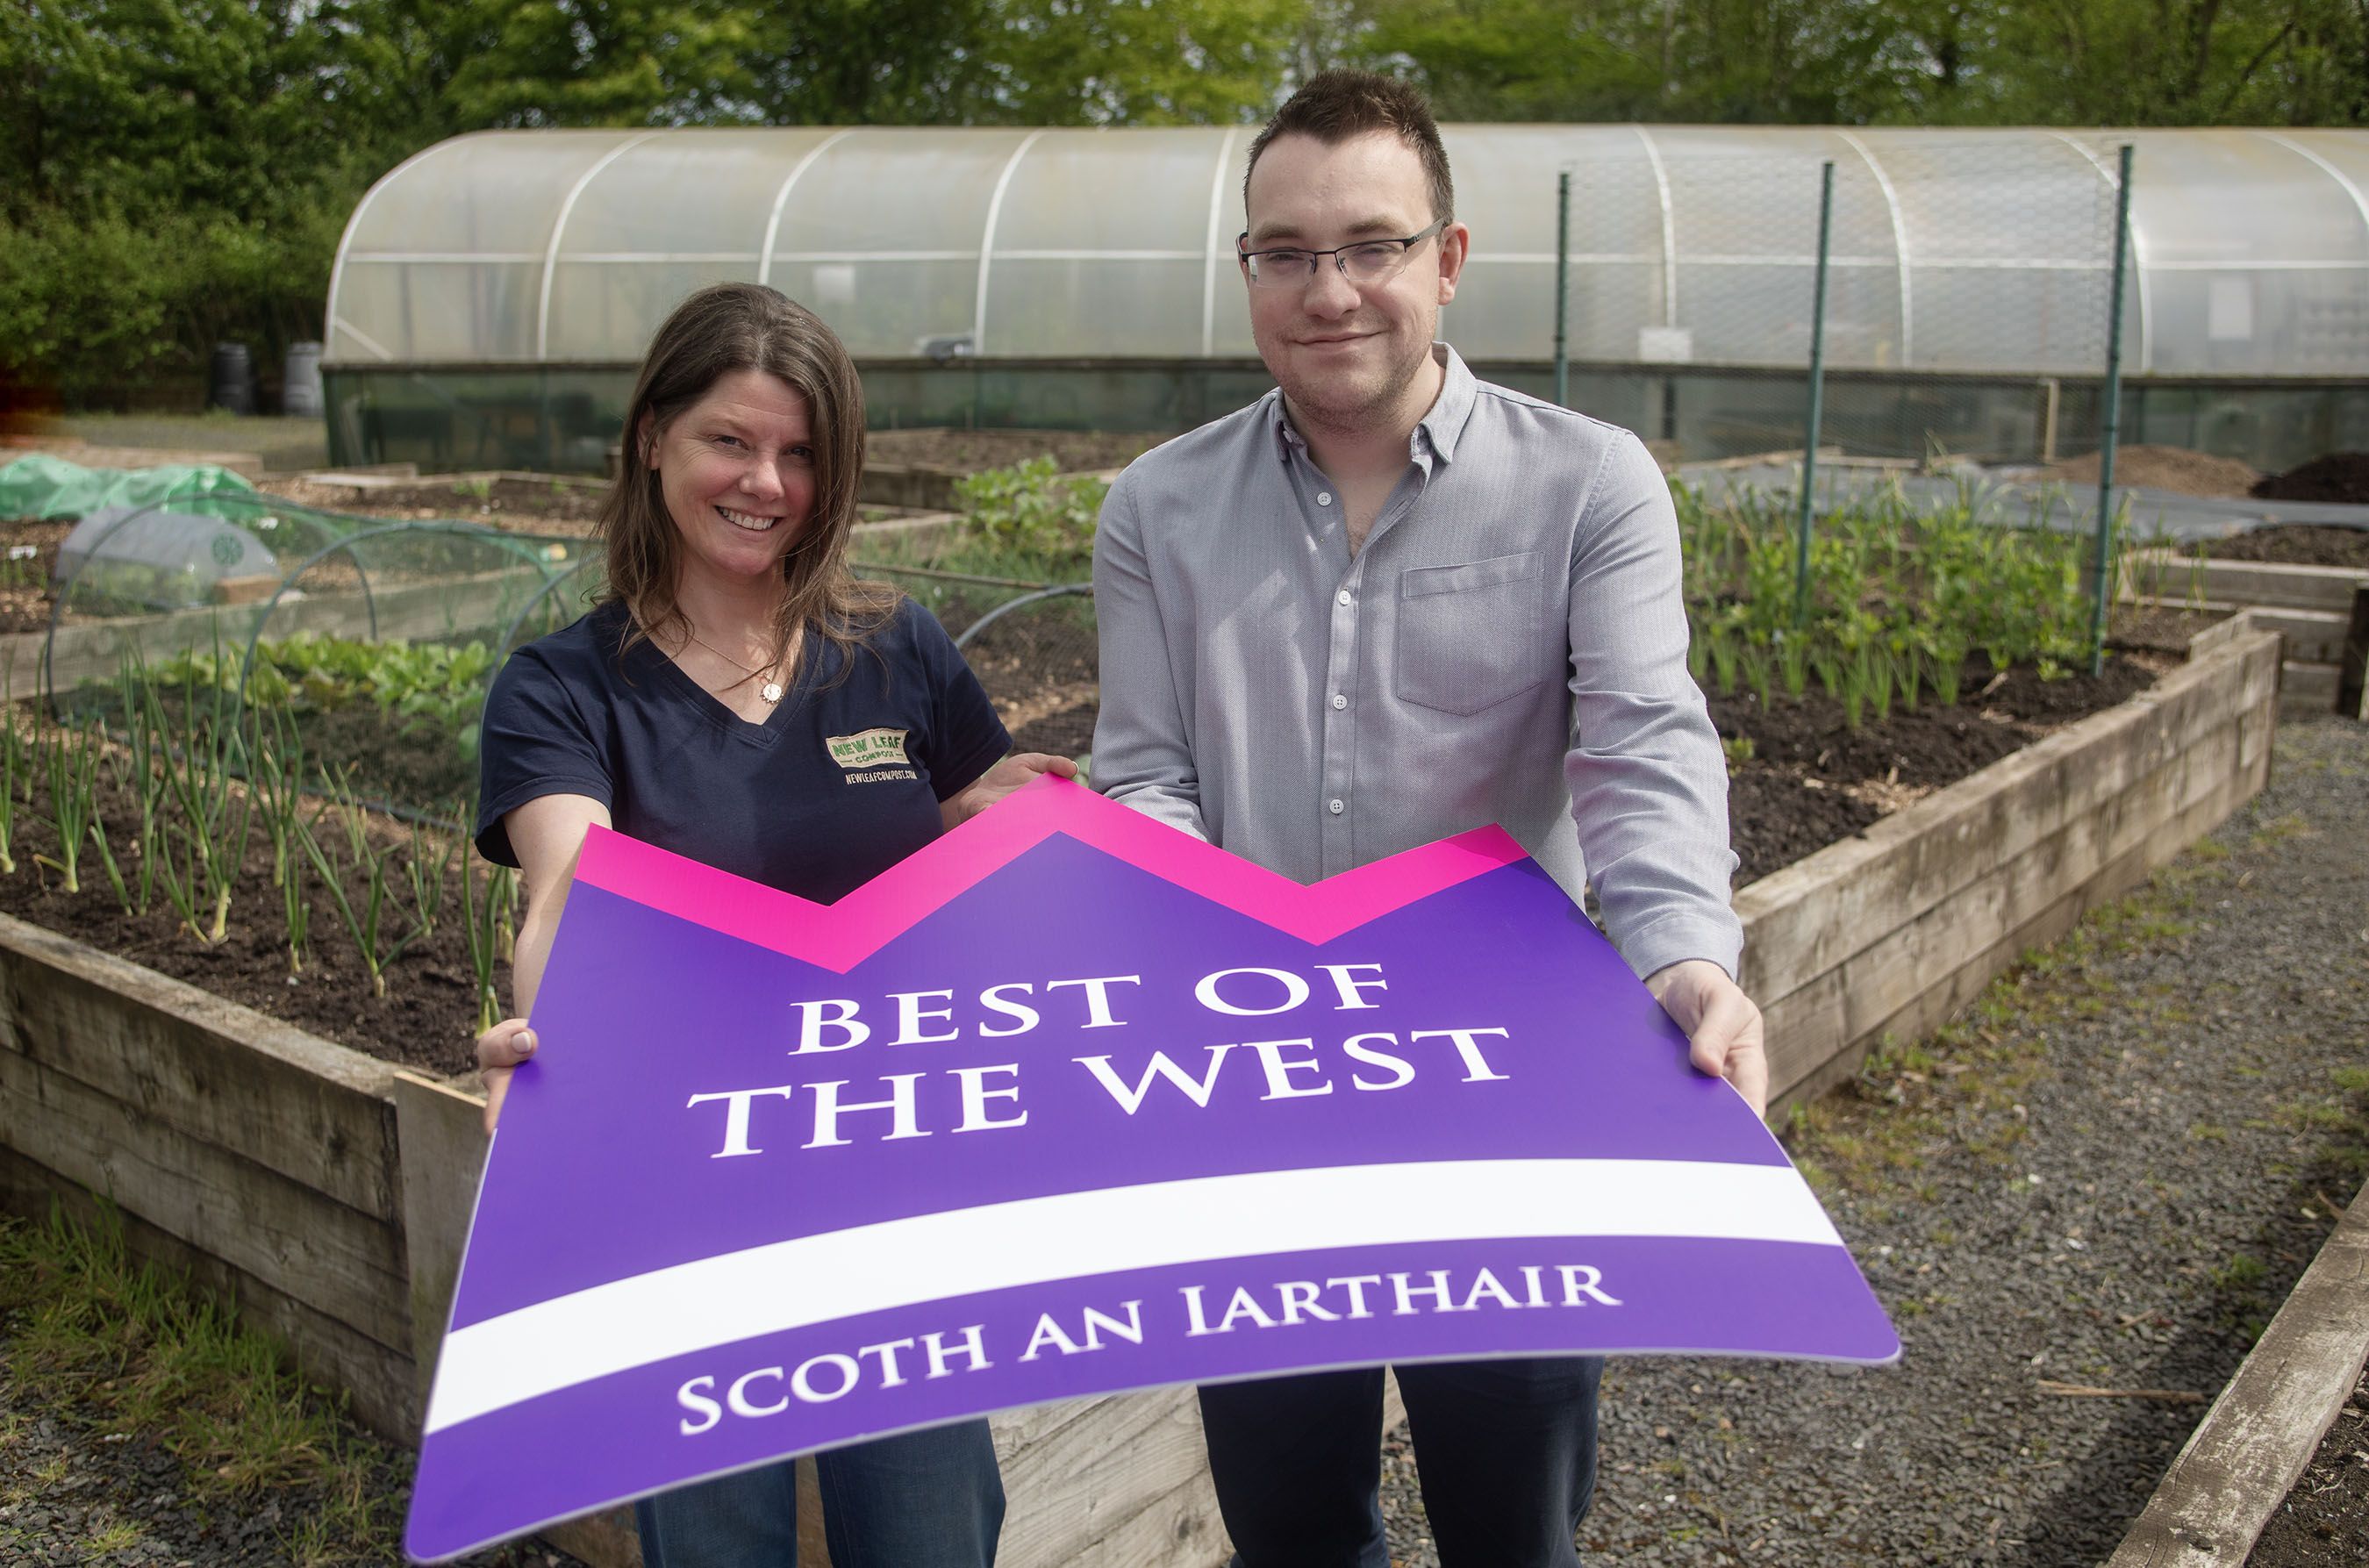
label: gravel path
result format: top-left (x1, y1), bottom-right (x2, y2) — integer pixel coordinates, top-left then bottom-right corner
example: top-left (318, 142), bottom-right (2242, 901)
top-left (1382, 714), bottom-right (2369, 1566)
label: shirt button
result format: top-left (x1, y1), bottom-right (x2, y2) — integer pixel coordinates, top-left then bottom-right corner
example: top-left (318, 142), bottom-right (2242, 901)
top-left (1317, 490), bottom-right (1334, 506)
top-left (1331, 694), bottom-right (1347, 710)
top-left (1336, 590), bottom-right (1351, 607)
top-left (1328, 798), bottom-right (1345, 815)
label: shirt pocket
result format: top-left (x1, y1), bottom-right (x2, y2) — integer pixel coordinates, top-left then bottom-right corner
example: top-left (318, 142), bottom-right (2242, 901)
top-left (1392, 551), bottom-right (1549, 715)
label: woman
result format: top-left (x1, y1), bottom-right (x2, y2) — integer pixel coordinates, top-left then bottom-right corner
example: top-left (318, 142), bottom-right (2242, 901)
top-left (471, 282), bottom-right (1070, 1565)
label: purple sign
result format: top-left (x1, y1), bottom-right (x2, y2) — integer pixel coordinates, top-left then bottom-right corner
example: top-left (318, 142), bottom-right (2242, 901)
top-left (406, 778), bottom-right (1895, 1559)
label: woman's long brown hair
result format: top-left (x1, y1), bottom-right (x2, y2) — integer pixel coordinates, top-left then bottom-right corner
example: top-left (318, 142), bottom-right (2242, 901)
top-left (598, 283), bottom-right (897, 678)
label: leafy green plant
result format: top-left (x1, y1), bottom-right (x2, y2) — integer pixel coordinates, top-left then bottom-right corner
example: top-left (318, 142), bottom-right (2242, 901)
top-left (951, 457), bottom-right (1109, 575)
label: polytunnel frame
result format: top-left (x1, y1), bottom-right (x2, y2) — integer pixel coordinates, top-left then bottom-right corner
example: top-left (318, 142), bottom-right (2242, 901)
top-left (37, 496), bottom-right (352, 715)
top-left (469, 550), bottom-right (608, 748)
top-left (327, 125), bottom-right (1272, 369)
top-left (41, 509), bottom-right (569, 744)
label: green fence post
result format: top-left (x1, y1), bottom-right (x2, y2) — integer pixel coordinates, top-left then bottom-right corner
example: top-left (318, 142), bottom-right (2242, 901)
top-left (1554, 169), bottom-right (1572, 408)
top-left (2090, 143), bottom-right (2136, 677)
top-left (1793, 160), bottom-right (1835, 627)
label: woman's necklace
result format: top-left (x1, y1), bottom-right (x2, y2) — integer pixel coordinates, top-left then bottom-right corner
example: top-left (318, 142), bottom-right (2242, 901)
top-left (685, 631), bottom-right (786, 703)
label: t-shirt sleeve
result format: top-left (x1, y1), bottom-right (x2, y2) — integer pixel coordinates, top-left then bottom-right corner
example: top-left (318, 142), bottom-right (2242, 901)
top-left (907, 603), bottom-right (1011, 800)
top-left (475, 645), bottom-right (615, 866)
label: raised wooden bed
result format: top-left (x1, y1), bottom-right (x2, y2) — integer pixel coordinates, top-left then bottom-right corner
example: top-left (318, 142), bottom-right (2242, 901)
top-left (1745, 619), bottom-right (2283, 1116)
top-left (2104, 1174), bottom-right (2369, 1566)
top-left (2127, 553), bottom-right (2369, 720)
top-left (0, 618), bottom-right (2282, 1564)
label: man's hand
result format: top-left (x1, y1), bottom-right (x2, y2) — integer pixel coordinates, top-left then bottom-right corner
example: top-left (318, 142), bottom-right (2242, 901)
top-left (941, 752), bottom-right (1079, 828)
top-left (1645, 958), bottom-right (1768, 1118)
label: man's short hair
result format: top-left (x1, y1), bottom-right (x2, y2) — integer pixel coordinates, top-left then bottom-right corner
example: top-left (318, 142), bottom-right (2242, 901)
top-left (1245, 69), bottom-right (1454, 227)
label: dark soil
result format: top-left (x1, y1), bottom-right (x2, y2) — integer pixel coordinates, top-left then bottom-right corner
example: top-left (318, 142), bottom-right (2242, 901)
top-left (1709, 654), bottom-right (2158, 886)
top-left (865, 427), bottom-right (1163, 474)
top-left (2248, 1363), bottom-right (2369, 1566)
top-left (0, 769), bottom-right (488, 1078)
top-left (2038, 444), bottom-right (2260, 499)
top-left (2253, 453), bottom-right (2369, 506)
top-left (2207, 524), bottom-right (2369, 570)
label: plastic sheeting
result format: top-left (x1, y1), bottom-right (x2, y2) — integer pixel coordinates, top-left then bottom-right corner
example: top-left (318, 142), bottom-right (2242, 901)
top-left (0, 455), bottom-right (256, 520)
top-left (326, 125), bottom-right (2369, 380)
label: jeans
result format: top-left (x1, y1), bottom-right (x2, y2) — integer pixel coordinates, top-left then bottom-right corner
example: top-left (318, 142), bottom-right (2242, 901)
top-left (633, 1419), bottom-right (1004, 1568)
top-left (1197, 1357), bottom-right (1604, 1568)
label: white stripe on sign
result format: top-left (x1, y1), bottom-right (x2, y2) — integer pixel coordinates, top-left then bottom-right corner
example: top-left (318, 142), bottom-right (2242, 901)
top-left (424, 1158), bottom-right (1836, 1433)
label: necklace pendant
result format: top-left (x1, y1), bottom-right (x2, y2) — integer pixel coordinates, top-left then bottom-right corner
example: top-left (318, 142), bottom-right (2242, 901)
top-left (761, 680), bottom-right (784, 703)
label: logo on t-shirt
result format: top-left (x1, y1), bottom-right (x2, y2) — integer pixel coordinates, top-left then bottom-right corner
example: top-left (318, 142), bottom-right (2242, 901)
top-left (827, 727), bottom-right (912, 771)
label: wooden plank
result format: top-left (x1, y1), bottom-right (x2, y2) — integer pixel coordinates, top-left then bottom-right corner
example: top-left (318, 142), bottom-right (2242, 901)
top-left (0, 1046), bottom-right (413, 1354)
top-left (0, 1142), bottom-right (419, 1440)
top-left (2105, 1175), bottom-right (2369, 1567)
top-left (1760, 719), bottom-right (2234, 1101)
top-left (2280, 662), bottom-right (2339, 714)
top-left (1740, 631), bottom-right (2275, 1006)
top-left (2123, 555), bottom-right (2369, 614)
top-left (392, 1071), bottom-right (489, 1409)
top-left (0, 914), bottom-right (402, 1219)
top-left (1766, 755), bottom-right (2255, 1122)
top-left (993, 1387), bottom-right (1227, 1568)
top-left (2136, 605), bottom-right (2346, 664)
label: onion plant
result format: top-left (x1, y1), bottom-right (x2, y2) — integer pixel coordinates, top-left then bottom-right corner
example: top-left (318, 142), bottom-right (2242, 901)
top-left (35, 721), bottom-right (101, 894)
top-left (295, 765), bottom-right (425, 999)
top-left (143, 636), bottom-right (254, 943)
top-left (0, 700), bottom-right (19, 877)
top-left (406, 815), bottom-right (462, 939)
top-left (459, 856), bottom-right (518, 1035)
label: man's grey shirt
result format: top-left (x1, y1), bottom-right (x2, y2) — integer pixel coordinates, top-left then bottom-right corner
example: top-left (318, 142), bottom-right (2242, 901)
top-left (1091, 344), bottom-right (1743, 981)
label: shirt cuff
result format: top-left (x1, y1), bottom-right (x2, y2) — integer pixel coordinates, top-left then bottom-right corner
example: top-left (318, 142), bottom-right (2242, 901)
top-left (1614, 914), bottom-right (1744, 986)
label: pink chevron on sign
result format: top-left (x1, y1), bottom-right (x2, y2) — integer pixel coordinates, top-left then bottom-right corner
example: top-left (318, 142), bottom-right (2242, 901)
top-left (407, 778), bottom-right (1897, 1562)
top-left (571, 777), bottom-right (1534, 970)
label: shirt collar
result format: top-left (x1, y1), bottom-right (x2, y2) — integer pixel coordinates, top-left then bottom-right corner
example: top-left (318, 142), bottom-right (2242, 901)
top-left (1266, 342), bottom-right (1478, 468)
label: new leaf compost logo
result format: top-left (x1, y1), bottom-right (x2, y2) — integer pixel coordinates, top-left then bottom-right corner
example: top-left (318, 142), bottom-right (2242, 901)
top-left (827, 728), bottom-right (911, 770)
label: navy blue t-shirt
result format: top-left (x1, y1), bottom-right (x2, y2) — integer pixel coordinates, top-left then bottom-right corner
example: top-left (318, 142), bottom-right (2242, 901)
top-left (475, 598), bottom-right (1010, 904)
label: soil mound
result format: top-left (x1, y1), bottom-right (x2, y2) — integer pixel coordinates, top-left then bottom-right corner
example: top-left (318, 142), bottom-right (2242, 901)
top-left (2036, 444), bottom-right (2259, 498)
top-left (2252, 452), bottom-right (2369, 505)
top-left (2205, 523), bottom-right (2369, 569)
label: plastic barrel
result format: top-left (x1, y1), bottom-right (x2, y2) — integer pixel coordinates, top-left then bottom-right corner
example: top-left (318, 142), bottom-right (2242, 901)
top-left (282, 341), bottom-right (325, 419)
top-left (207, 343), bottom-right (256, 415)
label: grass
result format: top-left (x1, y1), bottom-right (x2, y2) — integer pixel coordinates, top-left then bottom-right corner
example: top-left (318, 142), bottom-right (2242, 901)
top-left (0, 1203), bottom-right (404, 1564)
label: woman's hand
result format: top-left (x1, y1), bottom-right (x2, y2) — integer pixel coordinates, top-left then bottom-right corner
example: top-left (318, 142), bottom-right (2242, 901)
top-left (475, 1017), bottom-right (539, 1135)
top-left (941, 752), bottom-right (1079, 828)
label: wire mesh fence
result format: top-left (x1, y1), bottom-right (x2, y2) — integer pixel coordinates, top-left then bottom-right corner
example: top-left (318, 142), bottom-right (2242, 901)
top-left (1556, 133), bottom-right (2136, 664)
top-left (1557, 134), bottom-right (2131, 468)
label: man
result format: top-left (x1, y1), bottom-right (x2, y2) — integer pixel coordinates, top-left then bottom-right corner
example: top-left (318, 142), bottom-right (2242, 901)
top-left (1091, 70), bottom-right (1767, 1567)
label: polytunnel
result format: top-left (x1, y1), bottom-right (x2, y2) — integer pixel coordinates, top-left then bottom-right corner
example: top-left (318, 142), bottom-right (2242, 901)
top-left (324, 125), bottom-right (2369, 472)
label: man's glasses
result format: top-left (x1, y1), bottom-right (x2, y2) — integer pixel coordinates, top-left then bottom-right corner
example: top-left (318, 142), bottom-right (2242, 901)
top-left (1238, 219), bottom-right (1447, 290)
